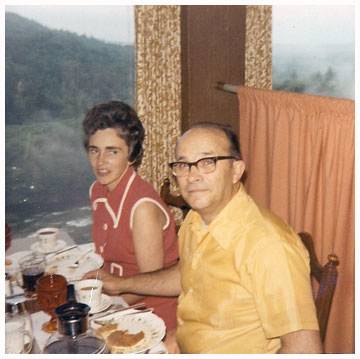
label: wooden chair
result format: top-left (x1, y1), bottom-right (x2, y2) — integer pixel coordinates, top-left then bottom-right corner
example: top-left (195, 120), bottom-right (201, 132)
top-left (160, 178), bottom-right (191, 216)
top-left (298, 232), bottom-right (339, 342)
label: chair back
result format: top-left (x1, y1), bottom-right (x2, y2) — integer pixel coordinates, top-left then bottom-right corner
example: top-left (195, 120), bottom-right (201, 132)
top-left (298, 232), bottom-right (339, 342)
top-left (160, 178), bottom-right (191, 216)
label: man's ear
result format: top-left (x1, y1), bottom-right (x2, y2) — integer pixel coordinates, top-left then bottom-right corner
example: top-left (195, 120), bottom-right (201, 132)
top-left (232, 160), bottom-right (246, 184)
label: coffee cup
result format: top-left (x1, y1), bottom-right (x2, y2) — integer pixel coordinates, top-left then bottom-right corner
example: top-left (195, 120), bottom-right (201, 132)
top-left (5, 316), bottom-right (33, 353)
top-left (75, 279), bottom-right (103, 310)
top-left (37, 227), bottom-right (58, 252)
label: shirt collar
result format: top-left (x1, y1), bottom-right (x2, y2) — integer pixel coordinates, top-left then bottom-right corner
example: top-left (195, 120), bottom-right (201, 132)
top-left (186, 183), bottom-right (251, 249)
top-left (97, 166), bottom-right (135, 201)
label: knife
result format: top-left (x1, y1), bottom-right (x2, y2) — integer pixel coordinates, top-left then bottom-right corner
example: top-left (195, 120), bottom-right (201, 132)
top-left (5, 292), bottom-right (26, 300)
top-left (46, 245), bottom-right (78, 259)
top-left (89, 302), bottom-right (147, 320)
top-left (93, 308), bottom-right (154, 325)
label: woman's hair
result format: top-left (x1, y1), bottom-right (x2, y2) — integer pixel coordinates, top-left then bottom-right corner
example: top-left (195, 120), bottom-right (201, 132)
top-left (82, 101), bottom-right (145, 168)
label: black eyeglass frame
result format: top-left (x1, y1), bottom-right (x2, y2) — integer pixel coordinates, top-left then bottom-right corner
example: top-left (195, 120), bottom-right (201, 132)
top-left (168, 155), bottom-right (239, 177)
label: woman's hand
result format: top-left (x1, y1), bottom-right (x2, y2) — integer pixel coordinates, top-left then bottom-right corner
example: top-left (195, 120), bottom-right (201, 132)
top-left (82, 268), bottom-right (123, 295)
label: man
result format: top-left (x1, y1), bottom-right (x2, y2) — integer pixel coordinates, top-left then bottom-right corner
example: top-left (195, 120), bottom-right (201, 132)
top-left (85, 122), bottom-right (322, 353)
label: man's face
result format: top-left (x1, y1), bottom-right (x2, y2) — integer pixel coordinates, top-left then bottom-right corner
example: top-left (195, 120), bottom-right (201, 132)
top-left (175, 128), bottom-right (245, 224)
top-left (87, 128), bottom-right (130, 191)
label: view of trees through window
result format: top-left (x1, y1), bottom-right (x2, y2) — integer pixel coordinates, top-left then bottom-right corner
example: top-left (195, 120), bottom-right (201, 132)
top-left (272, 5), bottom-right (354, 99)
top-left (5, 6), bottom-right (135, 242)
top-left (6, 5), bottom-right (355, 242)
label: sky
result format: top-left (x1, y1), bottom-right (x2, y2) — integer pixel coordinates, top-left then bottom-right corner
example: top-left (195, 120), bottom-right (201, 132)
top-left (4, 3), bottom-right (355, 47)
top-left (5, 4), bottom-right (135, 44)
top-left (273, 4), bottom-right (355, 46)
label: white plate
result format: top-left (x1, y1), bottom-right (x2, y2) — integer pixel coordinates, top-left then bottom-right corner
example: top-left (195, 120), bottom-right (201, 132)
top-left (45, 246), bottom-right (103, 281)
top-left (89, 294), bottom-right (113, 314)
top-left (5, 250), bottom-right (32, 274)
top-left (78, 242), bottom-right (96, 252)
top-left (30, 239), bottom-right (66, 254)
top-left (91, 312), bottom-right (166, 354)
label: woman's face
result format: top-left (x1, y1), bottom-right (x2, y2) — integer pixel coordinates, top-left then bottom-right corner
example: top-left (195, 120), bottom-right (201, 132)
top-left (87, 128), bottom-right (130, 191)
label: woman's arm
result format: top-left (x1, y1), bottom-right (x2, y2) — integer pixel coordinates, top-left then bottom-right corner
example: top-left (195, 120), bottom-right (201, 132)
top-left (84, 201), bottom-right (181, 298)
top-left (123, 201), bottom-right (167, 303)
top-left (132, 200), bottom-right (166, 272)
top-left (84, 263), bottom-right (181, 297)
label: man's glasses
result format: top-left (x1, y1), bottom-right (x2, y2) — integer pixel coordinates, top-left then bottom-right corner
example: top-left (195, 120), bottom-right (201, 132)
top-left (169, 156), bottom-right (238, 177)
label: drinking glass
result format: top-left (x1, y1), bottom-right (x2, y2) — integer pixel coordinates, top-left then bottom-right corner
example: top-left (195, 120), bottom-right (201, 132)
top-left (5, 314), bottom-right (33, 353)
top-left (36, 274), bottom-right (68, 333)
top-left (18, 254), bottom-right (46, 296)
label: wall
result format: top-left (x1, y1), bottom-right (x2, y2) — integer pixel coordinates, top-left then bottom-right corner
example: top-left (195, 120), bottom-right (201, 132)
top-left (181, 5), bottom-right (247, 134)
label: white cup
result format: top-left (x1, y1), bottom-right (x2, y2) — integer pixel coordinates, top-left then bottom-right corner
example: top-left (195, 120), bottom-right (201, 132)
top-left (36, 227), bottom-right (59, 252)
top-left (5, 317), bottom-right (32, 353)
top-left (75, 279), bottom-right (103, 310)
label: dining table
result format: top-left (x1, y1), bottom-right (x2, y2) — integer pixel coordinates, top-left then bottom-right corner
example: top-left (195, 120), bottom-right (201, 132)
top-left (5, 230), bottom-right (168, 354)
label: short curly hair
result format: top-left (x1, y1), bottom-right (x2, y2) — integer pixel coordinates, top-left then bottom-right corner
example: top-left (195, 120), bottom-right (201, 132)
top-left (82, 101), bottom-right (145, 168)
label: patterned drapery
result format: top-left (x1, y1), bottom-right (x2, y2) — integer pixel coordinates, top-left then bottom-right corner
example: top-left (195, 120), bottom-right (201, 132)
top-left (245, 6), bottom-right (272, 89)
top-left (135, 5), bottom-right (182, 191)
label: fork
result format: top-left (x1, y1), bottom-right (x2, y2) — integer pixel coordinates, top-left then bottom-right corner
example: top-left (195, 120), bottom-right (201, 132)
top-left (46, 245), bottom-right (78, 260)
top-left (93, 309), bottom-right (153, 325)
top-left (93, 308), bottom-right (153, 325)
top-left (89, 302), bottom-right (146, 319)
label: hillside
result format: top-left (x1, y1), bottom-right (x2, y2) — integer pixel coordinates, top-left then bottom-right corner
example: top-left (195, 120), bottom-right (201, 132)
top-left (5, 12), bottom-right (134, 124)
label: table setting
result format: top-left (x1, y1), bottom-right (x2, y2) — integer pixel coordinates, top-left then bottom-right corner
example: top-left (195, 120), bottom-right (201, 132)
top-left (5, 227), bottom-right (168, 354)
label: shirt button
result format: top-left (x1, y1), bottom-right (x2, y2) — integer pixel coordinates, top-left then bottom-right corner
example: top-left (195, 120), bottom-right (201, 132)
top-left (103, 223), bottom-right (108, 231)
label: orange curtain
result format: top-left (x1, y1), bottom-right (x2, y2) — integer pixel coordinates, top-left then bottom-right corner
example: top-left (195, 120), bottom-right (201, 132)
top-left (237, 86), bottom-right (354, 353)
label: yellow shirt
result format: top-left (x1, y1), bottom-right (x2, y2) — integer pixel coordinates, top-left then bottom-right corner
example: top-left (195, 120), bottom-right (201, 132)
top-left (176, 184), bottom-right (319, 353)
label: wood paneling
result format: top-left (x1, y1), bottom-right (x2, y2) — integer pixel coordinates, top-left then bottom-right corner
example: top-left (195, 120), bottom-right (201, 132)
top-left (181, 5), bottom-right (246, 134)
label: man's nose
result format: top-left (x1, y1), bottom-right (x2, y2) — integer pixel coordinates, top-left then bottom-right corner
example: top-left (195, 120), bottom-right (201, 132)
top-left (187, 164), bottom-right (201, 181)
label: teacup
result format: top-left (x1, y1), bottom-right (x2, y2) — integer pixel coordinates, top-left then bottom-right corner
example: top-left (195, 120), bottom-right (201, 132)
top-left (37, 227), bottom-right (59, 252)
top-left (75, 279), bottom-right (103, 310)
top-left (5, 316), bottom-right (33, 353)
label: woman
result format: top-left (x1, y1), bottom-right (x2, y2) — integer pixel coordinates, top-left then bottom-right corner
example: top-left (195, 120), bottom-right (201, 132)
top-left (82, 101), bottom-right (178, 329)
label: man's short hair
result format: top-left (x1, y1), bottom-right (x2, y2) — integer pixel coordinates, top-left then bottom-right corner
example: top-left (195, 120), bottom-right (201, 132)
top-left (189, 122), bottom-right (242, 160)
top-left (82, 101), bottom-right (145, 168)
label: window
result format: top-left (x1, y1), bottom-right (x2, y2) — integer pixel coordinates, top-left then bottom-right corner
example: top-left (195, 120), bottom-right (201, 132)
top-left (5, 6), bottom-right (135, 242)
top-left (272, 5), bottom-right (354, 99)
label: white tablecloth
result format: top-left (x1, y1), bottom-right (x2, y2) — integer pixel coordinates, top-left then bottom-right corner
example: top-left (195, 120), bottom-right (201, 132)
top-left (6, 233), bottom-right (168, 354)
top-left (30, 295), bottom-right (128, 351)
top-left (6, 230), bottom-right (75, 255)
top-left (30, 297), bottom-right (167, 354)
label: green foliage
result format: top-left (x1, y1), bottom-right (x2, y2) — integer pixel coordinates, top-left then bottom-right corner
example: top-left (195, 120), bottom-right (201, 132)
top-left (5, 12), bottom-right (134, 124)
top-left (273, 69), bottom-right (307, 93)
top-left (5, 12), bottom-right (134, 227)
top-left (273, 66), bottom-right (338, 96)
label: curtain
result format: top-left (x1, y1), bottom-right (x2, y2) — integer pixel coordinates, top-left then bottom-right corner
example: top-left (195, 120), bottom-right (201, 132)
top-left (238, 86), bottom-right (354, 353)
top-left (245, 5), bottom-right (272, 89)
top-left (135, 5), bottom-right (182, 191)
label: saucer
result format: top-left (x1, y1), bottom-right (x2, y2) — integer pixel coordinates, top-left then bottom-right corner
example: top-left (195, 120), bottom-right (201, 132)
top-left (30, 239), bottom-right (66, 254)
top-left (89, 294), bottom-right (112, 314)
top-left (6, 250), bottom-right (32, 274)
